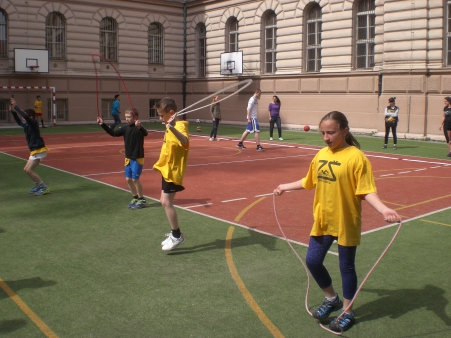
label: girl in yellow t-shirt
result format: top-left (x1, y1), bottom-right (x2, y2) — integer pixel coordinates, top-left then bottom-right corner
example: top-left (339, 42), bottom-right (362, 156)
top-left (274, 111), bottom-right (401, 333)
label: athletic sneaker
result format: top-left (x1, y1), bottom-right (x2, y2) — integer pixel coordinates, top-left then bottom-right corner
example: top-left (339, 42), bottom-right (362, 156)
top-left (34, 186), bottom-right (50, 196)
top-left (256, 145), bottom-right (265, 151)
top-left (237, 142), bottom-right (246, 149)
top-left (128, 198), bottom-right (138, 208)
top-left (382, 145), bottom-right (387, 149)
top-left (29, 183), bottom-right (40, 194)
top-left (393, 145), bottom-right (397, 150)
top-left (161, 233), bottom-right (171, 246)
top-left (269, 137), bottom-right (273, 140)
top-left (279, 137), bottom-right (283, 141)
top-left (329, 311), bottom-right (355, 332)
top-left (209, 138), bottom-right (213, 141)
top-left (312, 296), bottom-right (343, 320)
top-left (130, 199), bottom-right (144, 209)
top-left (162, 233), bottom-right (185, 251)
top-left (447, 152), bottom-right (451, 158)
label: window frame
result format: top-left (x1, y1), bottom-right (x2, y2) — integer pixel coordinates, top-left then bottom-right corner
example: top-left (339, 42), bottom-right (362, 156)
top-left (305, 4), bottom-right (322, 72)
top-left (0, 9), bottom-right (7, 58)
top-left (148, 22), bottom-right (164, 64)
top-left (197, 23), bottom-right (206, 77)
top-left (446, 1), bottom-right (451, 66)
top-left (355, 0), bottom-right (376, 69)
top-left (226, 17), bottom-right (239, 53)
top-left (99, 17), bottom-right (118, 62)
top-left (263, 11), bottom-right (277, 74)
top-left (45, 12), bottom-right (66, 60)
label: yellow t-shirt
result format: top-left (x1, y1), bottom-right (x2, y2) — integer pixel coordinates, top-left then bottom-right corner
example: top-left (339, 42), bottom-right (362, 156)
top-left (153, 121), bottom-right (189, 186)
top-left (34, 100), bottom-right (42, 114)
top-left (301, 146), bottom-right (377, 246)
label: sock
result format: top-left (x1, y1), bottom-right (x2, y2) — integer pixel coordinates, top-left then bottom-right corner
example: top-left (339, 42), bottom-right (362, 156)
top-left (172, 228), bottom-right (181, 238)
top-left (38, 181), bottom-right (46, 188)
top-left (139, 197), bottom-right (145, 201)
top-left (326, 294), bottom-right (338, 302)
top-left (133, 195), bottom-right (138, 199)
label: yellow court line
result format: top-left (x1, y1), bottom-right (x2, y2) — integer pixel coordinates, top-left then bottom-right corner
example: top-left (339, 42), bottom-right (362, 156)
top-left (225, 226), bottom-right (284, 338)
top-left (421, 219), bottom-right (451, 227)
top-left (0, 277), bottom-right (58, 338)
top-left (394, 193), bottom-right (451, 211)
top-left (234, 196), bottom-right (266, 222)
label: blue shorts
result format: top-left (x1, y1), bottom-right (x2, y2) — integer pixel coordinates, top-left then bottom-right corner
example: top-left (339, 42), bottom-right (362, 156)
top-left (125, 159), bottom-right (143, 180)
top-left (246, 118), bottom-right (260, 133)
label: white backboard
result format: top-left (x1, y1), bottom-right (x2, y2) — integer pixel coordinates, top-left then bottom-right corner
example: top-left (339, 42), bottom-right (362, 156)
top-left (220, 51), bottom-right (243, 76)
top-left (14, 48), bottom-right (49, 73)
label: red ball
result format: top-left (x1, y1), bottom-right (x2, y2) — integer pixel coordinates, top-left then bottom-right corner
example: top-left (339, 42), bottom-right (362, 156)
top-left (196, 126), bottom-right (202, 132)
top-left (304, 125), bottom-right (310, 132)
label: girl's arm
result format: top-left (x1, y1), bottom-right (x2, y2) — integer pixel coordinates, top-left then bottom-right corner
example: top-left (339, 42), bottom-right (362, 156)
top-left (363, 193), bottom-right (401, 223)
top-left (274, 180), bottom-right (304, 196)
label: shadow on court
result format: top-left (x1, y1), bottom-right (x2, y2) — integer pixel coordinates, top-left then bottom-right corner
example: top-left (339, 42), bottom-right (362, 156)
top-left (167, 228), bottom-right (279, 255)
top-left (358, 285), bottom-right (451, 325)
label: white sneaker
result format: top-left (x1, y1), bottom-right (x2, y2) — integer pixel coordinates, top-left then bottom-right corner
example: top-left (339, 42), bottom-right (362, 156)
top-left (269, 137), bottom-right (273, 140)
top-left (279, 137), bottom-right (283, 141)
top-left (209, 138), bottom-right (213, 141)
top-left (162, 233), bottom-right (185, 251)
top-left (161, 233), bottom-right (171, 246)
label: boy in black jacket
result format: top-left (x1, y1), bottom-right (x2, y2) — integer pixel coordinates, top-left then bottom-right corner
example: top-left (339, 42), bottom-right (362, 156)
top-left (97, 108), bottom-right (148, 209)
top-left (10, 98), bottom-right (50, 195)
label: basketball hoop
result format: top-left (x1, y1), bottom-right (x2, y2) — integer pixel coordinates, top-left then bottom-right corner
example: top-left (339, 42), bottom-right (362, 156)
top-left (29, 65), bottom-right (39, 72)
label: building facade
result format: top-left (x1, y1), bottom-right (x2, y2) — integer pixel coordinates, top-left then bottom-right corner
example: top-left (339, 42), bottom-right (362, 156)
top-left (0, 0), bottom-right (450, 138)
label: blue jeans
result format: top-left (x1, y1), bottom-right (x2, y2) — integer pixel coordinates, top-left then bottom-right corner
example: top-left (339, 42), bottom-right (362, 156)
top-left (210, 118), bottom-right (220, 138)
top-left (110, 114), bottom-right (121, 129)
top-left (305, 236), bottom-right (358, 300)
top-left (269, 116), bottom-right (282, 138)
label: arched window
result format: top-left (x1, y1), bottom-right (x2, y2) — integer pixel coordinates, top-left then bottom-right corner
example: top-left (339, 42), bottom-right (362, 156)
top-left (355, 0), bottom-right (375, 69)
top-left (305, 4), bottom-right (322, 72)
top-left (45, 12), bottom-right (66, 60)
top-left (226, 17), bottom-right (238, 52)
top-left (148, 23), bottom-right (164, 64)
top-left (263, 11), bottom-right (277, 74)
top-left (0, 9), bottom-right (7, 58)
top-left (197, 23), bottom-right (206, 77)
top-left (100, 17), bottom-right (118, 62)
top-left (446, 1), bottom-right (451, 65)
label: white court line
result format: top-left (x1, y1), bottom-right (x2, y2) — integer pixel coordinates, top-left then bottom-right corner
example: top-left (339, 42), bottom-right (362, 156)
top-left (397, 171), bottom-right (411, 174)
top-left (413, 168), bottom-right (427, 171)
top-left (188, 154), bottom-right (310, 167)
top-left (255, 193), bottom-right (274, 197)
top-left (222, 197), bottom-right (247, 203)
top-left (379, 174), bottom-right (395, 177)
top-left (184, 203), bottom-right (213, 209)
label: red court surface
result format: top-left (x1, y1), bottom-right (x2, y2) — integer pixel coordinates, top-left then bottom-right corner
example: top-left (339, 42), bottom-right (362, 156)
top-left (2, 130), bottom-right (451, 244)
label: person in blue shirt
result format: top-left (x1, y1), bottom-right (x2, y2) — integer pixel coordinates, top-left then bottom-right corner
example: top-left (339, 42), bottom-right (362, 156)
top-left (110, 94), bottom-right (121, 130)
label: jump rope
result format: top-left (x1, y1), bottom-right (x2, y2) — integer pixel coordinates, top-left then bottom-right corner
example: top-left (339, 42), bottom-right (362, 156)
top-left (273, 194), bottom-right (403, 335)
top-left (92, 53), bottom-right (403, 334)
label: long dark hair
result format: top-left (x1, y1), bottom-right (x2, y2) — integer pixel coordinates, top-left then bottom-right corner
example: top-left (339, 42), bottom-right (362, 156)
top-left (319, 111), bottom-right (361, 149)
top-left (445, 97), bottom-right (451, 105)
top-left (273, 95), bottom-right (281, 105)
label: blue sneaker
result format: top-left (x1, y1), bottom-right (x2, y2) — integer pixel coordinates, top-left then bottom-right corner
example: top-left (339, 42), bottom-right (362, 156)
top-left (35, 186), bottom-right (50, 196)
top-left (329, 311), bottom-right (355, 332)
top-left (29, 183), bottom-right (40, 194)
top-left (129, 199), bottom-right (144, 210)
top-left (312, 296), bottom-right (343, 320)
top-left (128, 198), bottom-right (138, 208)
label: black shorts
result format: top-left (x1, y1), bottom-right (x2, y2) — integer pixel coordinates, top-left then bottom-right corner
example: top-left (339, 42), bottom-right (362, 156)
top-left (161, 176), bottom-right (185, 194)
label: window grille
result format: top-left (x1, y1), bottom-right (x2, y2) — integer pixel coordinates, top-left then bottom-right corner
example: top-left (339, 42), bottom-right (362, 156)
top-left (356, 0), bottom-right (375, 69)
top-left (197, 23), bottom-right (206, 77)
top-left (0, 10), bottom-right (6, 58)
top-left (306, 5), bottom-right (322, 72)
top-left (264, 12), bottom-right (277, 74)
top-left (45, 12), bottom-right (66, 60)
top-left (148, 23), bottom-right (163, 64)
top-left (100, 17), bottom-right (118, 62)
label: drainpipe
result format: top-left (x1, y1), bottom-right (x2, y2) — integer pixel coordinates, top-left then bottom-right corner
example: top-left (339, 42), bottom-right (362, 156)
top-left (182, 0), bottom-right (187, 120)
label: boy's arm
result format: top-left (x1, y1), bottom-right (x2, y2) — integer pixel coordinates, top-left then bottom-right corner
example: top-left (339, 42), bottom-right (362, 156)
top-left (97, 117), bottom-right (117, 136)
top-left (167, 123), bottom-right (188, 147)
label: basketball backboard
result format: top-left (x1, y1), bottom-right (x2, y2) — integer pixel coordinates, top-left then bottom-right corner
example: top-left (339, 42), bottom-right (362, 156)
top-left (220, 51), bottom-right (243, 76)
top-left (14, 48), bottom-right (49, 73)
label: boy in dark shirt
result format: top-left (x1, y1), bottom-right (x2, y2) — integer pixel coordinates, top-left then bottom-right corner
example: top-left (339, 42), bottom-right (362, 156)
top-left (10, 98), bottom-right (50, 196)
top-left (97, 108), bottom-right (148, 209)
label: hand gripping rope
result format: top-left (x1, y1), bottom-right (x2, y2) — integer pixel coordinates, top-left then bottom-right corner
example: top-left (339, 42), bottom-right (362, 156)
top-left (272, 194), bottom-right (403, 335)
top-left (91, 52), bottom-right (137, 119)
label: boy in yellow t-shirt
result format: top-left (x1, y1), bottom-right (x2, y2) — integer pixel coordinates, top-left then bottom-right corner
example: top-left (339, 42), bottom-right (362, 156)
top-left (153, 98), bottom-right (189, 251)
top-left (274, 111), bottom-right (401, 333)
top-left (34, 95), bottom-right (46, 128)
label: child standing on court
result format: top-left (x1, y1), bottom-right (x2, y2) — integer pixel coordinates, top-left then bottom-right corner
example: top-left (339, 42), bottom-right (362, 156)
top-left (97, 107), bottom-right (148, 209)
top-left (237, 88), bottom-right (265, 151)
top-left (10, 98), bottom-right (50, 195)
top-left (34, 95), bottom-right (46, 128)
top-left (274, 111), bottom-right (401, 333)
top-left (154, 98), bottom-right (189, 251)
